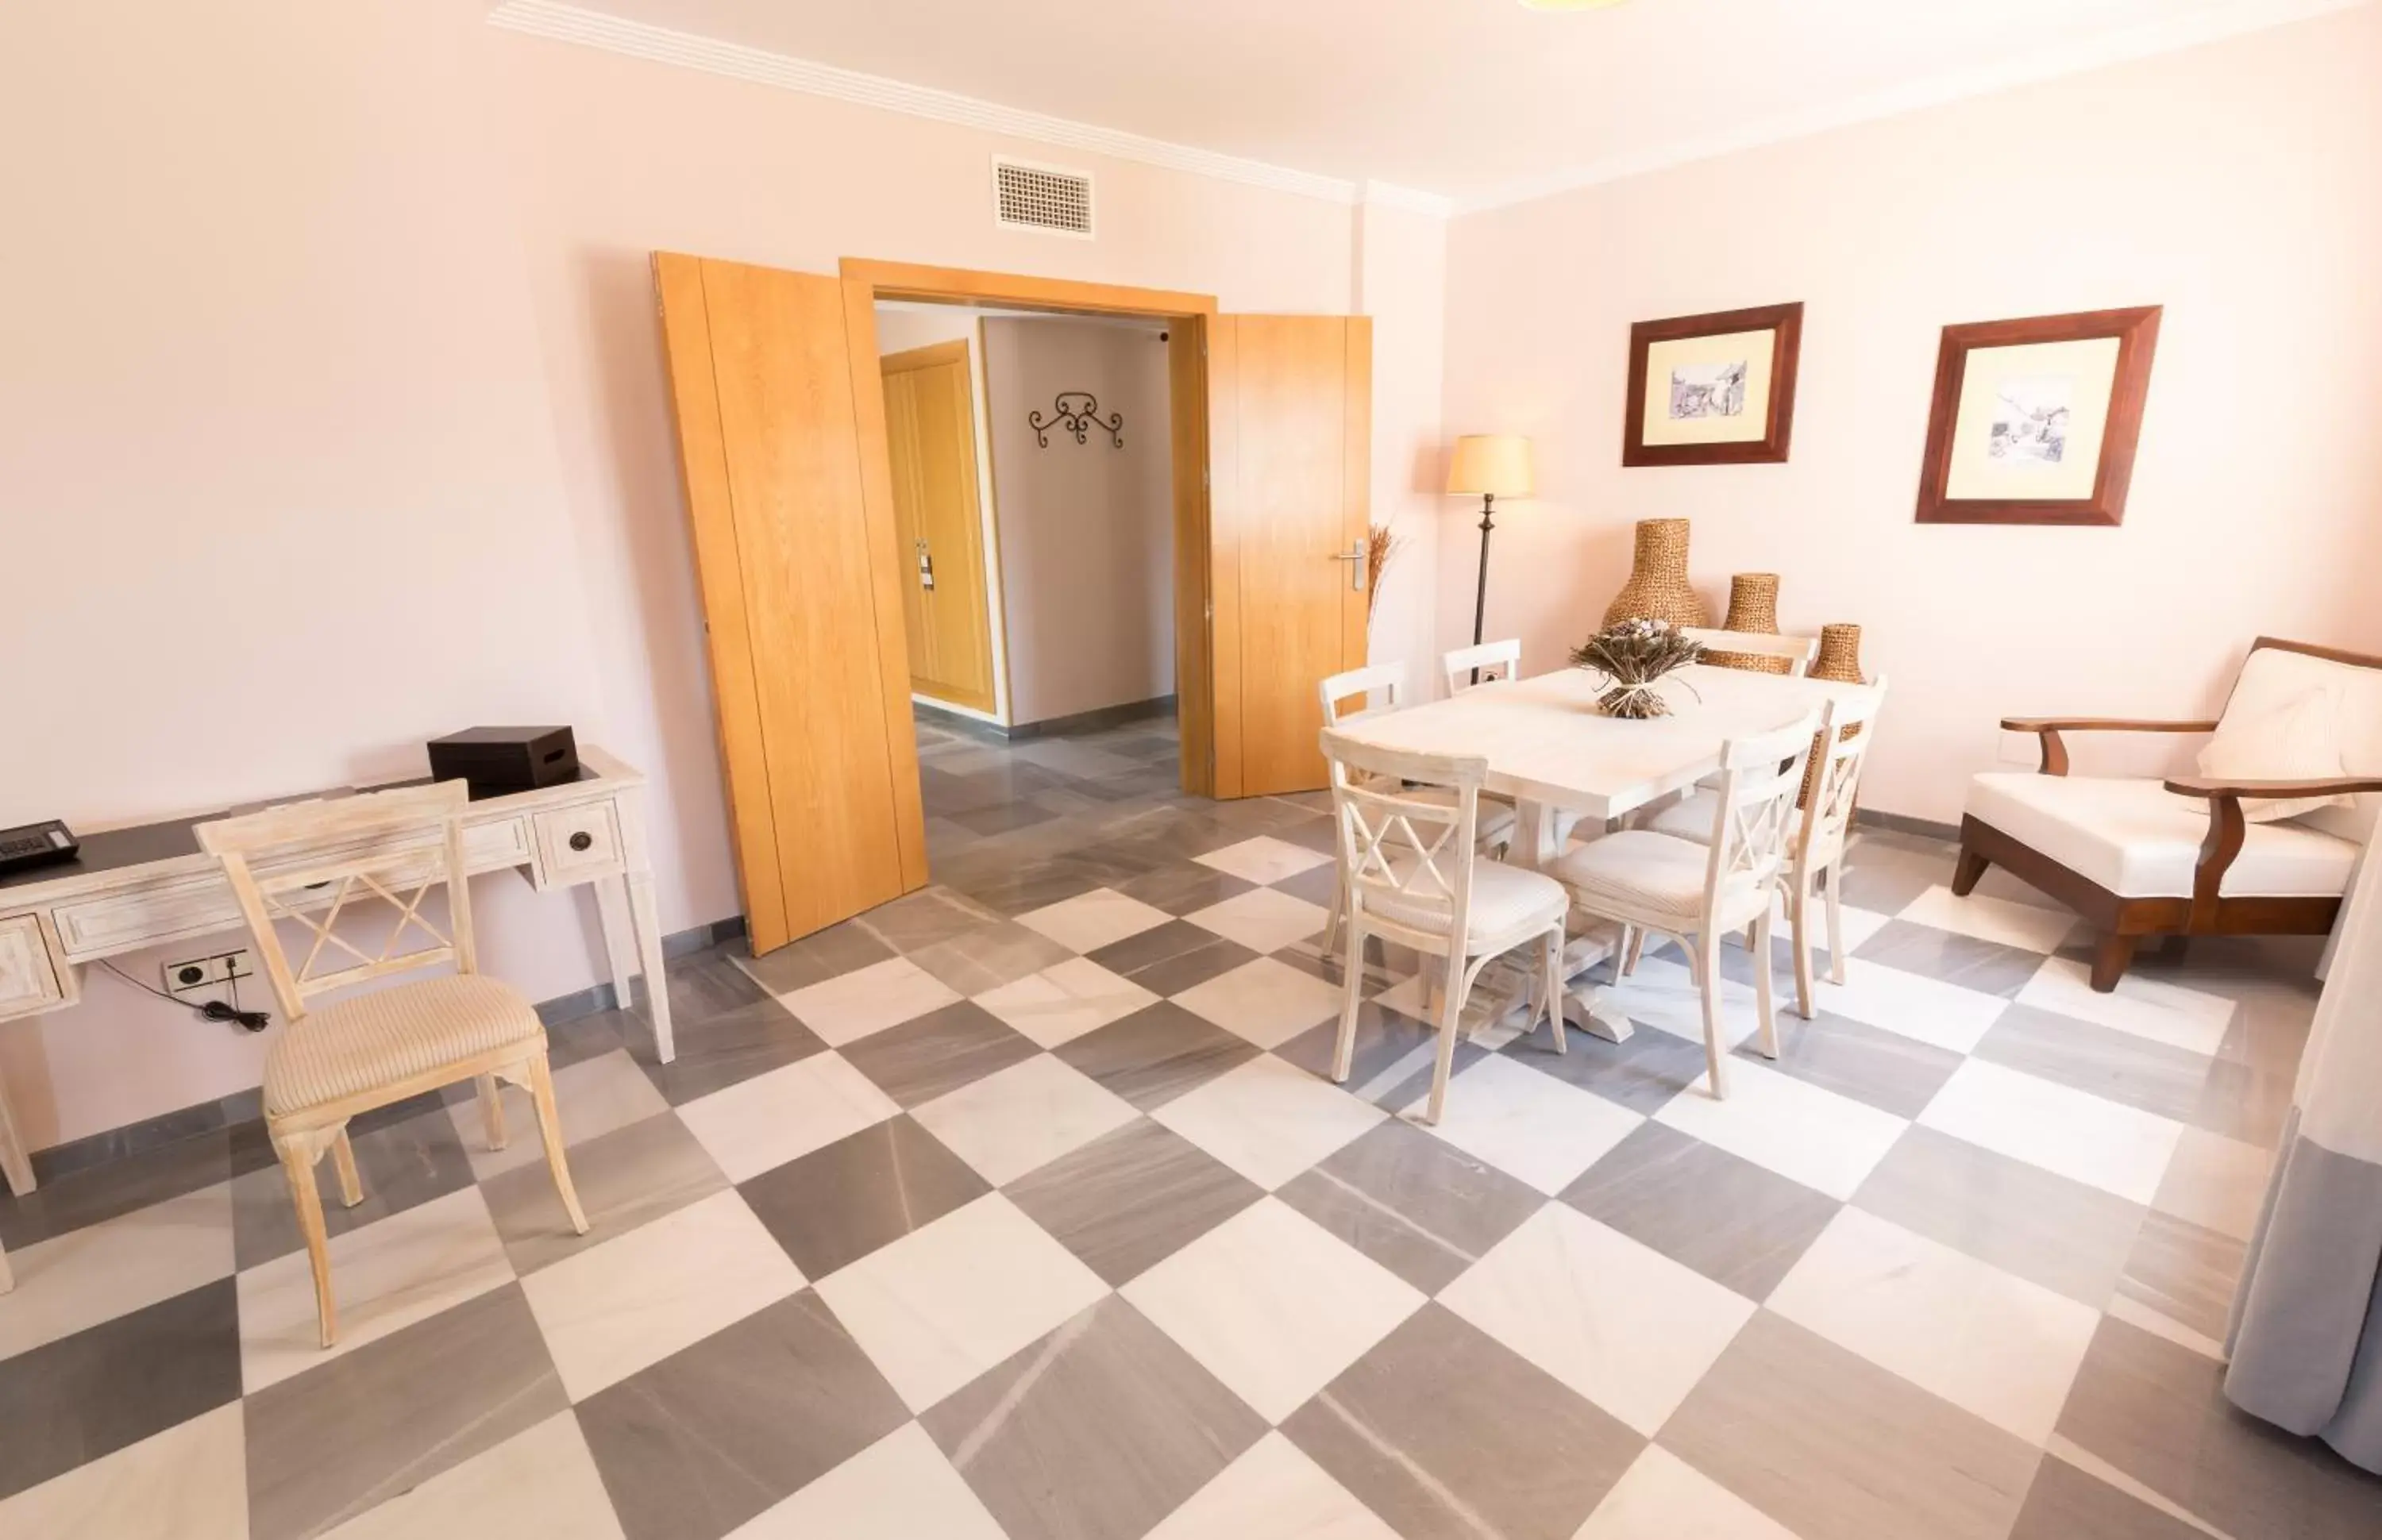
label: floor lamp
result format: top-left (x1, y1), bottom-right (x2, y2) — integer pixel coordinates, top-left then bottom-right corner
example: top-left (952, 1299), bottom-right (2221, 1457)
top-left (1445, 435), bottom-right (1535, 679)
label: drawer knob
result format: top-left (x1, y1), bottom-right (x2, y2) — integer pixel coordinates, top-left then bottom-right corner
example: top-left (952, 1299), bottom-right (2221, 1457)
top-left (569, 831), bottom-right (595, 853)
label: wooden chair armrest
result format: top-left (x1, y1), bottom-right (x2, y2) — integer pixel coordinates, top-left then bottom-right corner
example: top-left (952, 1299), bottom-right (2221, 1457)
top-left (2000, 718), bottom-right (2220, 776)
top-left (2163, 774), bottom-right (2382, 799)
top-left (2162, 776), bottom-right (2381, 930)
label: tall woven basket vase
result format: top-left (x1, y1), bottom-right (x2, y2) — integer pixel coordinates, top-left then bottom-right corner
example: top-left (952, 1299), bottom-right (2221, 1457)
top-left (1801, 622), bottom-right (1866, 807)
top-left (1706, 572), bottom-right (1788, 674)
top-left (1601, 518), bottom-right (1711, 629)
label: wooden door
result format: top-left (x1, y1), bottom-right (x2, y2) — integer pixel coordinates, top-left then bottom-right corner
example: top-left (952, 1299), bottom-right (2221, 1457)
top-left (654, 255), bottom-right (928, 953)
top-left (881, 341), bottom-right (997, 713)
top-left (1208, 314), bottom-right (1372, 796)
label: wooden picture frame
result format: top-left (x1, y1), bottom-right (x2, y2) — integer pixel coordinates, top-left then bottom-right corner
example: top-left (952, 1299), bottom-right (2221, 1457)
top-left (1914, 306), bottom-right (2161, 526)
top-left (1622, 302), bottom-right (1802, 467)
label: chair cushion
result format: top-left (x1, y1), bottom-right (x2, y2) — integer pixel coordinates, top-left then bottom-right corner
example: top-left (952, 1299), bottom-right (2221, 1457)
top-left (2199, 684), bottom-right (2348, 823)
top-left (264, 973), bottom-right (543, 1118)
top-left (1550, 829), bottom-right (1763, 929)
top-left (1645, 790), bottom-right (1721, 844)
top-left (1359, 857), bottom-right (1567, 946)
top-left (1965, 772), bottom-right (2358, 900)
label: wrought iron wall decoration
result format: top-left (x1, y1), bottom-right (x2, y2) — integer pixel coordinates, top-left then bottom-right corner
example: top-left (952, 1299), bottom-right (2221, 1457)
top-left (1029, 391), bottom-right (1124, 449)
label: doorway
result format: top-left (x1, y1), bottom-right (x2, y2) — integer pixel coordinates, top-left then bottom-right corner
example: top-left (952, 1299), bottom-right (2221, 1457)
top-left (654, 254), bottom-right (1373, 953)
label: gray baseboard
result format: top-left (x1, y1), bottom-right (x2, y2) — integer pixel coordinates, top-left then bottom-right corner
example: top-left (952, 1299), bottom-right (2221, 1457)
top-left (1852, 807), bottom-right (1962, 842)
top-left (26, 912), bottom-right (749, 1188)
top-left (915, 694), bottom-right (1176, 742)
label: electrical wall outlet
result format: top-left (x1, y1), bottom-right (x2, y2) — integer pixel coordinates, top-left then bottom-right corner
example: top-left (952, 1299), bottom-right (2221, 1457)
top-left (162, 949), bottom-right (256, 997)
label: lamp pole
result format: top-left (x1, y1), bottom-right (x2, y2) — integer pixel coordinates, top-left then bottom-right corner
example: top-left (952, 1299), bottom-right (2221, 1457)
top-left (1470, 491), bottom-right (1497, 683)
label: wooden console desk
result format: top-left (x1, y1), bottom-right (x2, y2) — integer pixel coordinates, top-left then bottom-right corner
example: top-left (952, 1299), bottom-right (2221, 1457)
top-left (0, 745), bottom-right (677, 1199)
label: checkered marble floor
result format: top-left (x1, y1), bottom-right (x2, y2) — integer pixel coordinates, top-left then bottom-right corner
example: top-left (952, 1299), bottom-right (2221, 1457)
top-left (6, 713), bottom-right (2380, 1539)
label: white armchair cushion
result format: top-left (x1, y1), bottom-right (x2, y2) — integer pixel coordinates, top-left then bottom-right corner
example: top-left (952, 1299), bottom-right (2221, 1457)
top-left (2215, 645), bottom-right (2382, 840)
top-left (1967, 772), bottom-right (2359, 899)
top-left (2197, 686), bottom-right (2348, 823)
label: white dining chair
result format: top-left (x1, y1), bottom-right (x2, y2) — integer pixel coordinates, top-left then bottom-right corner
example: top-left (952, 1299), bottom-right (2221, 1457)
top-left (1683, 627), bottom-right (1820, 676)
top-left (1319, 663), bottom-right (1518, 954)
top-left (1644, 681), bottom-right (1889, 1018)
top-left (1321, 730), bottom-right (1570, 1124)
top-left (1549, 713), bottom-right (1821, 1098)
top-left (1443, 638), bottom-right (1521, 695)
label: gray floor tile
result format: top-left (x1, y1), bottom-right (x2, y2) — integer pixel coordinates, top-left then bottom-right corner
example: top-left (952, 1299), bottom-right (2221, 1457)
top-left (739, 1114), bottom-right (990, 1280)
top-left (242, 1284), bottom-right (566, 1540)
top-left (1114, 861), bottom-right (1257, 917)
top-left (630, 997), bottom-right (827, 1107)
top-left (0, 1280), bottom-right (242, 1503)
top-left (1274, 1001), bottom-right (1492, 1111)
top-left (543, 1004), bottom-right (634, 1071)
top-left (838, 1002), bottom-right (1041, 1108)
top-left (0, 1129), bottom-right (232, 1251)
top-left (1004, 1118), bottom-right (1262, 1285)
top-left (1563, 1121), bottom-right (1841, 1299)
top-left (483, 1109), bottom-right (728, 1275)
top-left (2010, 1455), bottom-right (2210, 1540)
top-left (1053, 1002), bottom-right (1262, 1112)
top-left (853, 887), bottom-right (1005, 953)
top-left (1833, 839), bottom-right (1954, 914)
top-left (1853, 917), bottom-right (2047, 995)
top-left (1271, 860), bottom-right (1341, 907)
top-left (950, 798), bottom-right (1062, 836)
top-left (1661, 1311), bottom-right (2042, 1540)
top-left (1499, 1020), bottom-right (1709, 1115)
top-left (907, 919), bottom-right (1074, 995)
top-left (735, 922), bottom-right (895, 995)
top-left (1282, 1303), bottom-right (1642, 1540)
top-left (1085, 918), bottom-right (1255, 992)
top-left (1854, 1125), bottom-right (2145, 1308)
top-left (2115, 1210), bottom-right (2245, 1342)
top-left (1746, 1007), bottom-right (1964, 1119)
top-left (661, 948), bottom-right (776, 1024)
top-left (1277, 1120), bottom-right (1545, 1293)
top-left (923, 1296), bottom-right (1266, 1540)
top-left (230, 1103), bottom-right (477, 1269)
top-left (577, 1290), bottom-right (909, 1540)
top-left (2056, 1315), bottom-right (2382, 1539)
top-left (1973, 1002), bottom-right (2216, 1122)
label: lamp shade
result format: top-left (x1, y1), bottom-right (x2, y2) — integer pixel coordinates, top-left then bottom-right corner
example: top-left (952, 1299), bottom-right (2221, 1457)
top-left (1446, 435), bottom-right (1535, 499)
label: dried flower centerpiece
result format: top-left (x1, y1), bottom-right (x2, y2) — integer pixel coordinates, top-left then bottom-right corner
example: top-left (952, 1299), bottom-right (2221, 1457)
top-left (1571, 618), bottom-right (1706, 719)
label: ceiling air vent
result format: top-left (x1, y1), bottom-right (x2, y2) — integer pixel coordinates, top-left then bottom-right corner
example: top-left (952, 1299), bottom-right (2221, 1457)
top-left (993, 158), bottom-right (1094, 238)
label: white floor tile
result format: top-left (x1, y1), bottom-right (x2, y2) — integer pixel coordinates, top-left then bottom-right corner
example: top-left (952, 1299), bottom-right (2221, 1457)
top-left (912, 1053), bottom-right (1139, 1186)
top-left (322, 1411), bottom-right (625, 1540)
top-left (1145, 1430), bottom-right (1400, 1540)
top-left (814, 1193), bottom-right (1108, 1412)
top-left (676, 1051), bottom-right (899, 1183)
top-left (239, 1185), bottom-right (514, 1394)
top-left (1124, 1197), bottom-right (1424, 1423)
top-left (1407, 1054), bottom-right (1642, 1195)
top-left (2153, 1126), bottom-right (2272, 1242)
top-left (1653, 1056), bottom-right (1909, 1201)
top-left (519, 1188), bottom-right (803, 1402)
top-left (1016, 888), bottom-right (1174, 954)
top-left (1439, 1205), bottom-right (1754, 1438)
top-left (974, 957), bottom-right (1158, 1048)
top-left (1174, 957), bottom-right (1347, 1050)
top-left (729, 1422), bottom-right (1007, 1540)
top-left (1197, 836), bottom-right (1334, 886)
top-left (2015, 957), bottom-right (2235, 1056)
top-left (1810, 957), bottom-right (2010, 1053)
top-left (1185, 887), bottom-right (1330, 955)
top-left (1896, 884), bottom-right (2076, 954)
top-left (777, 957), bottom-right (962, 1046)
top-left (1597, 957), bottom-right (1764, 1051)
top-left (1918, 1057), bottom-right (2184, 1204)
top-left (0, 1183), bottom-right (233, 1363)
top-left (1576, 1445), bottom-right (1802, 1540)
top-left (1152, 1053), bottom-right (1388, 1190)
top-left (453, 1048), bottom-right (670, 1180)
top-left (0, 1401), bottom-right (245, 1540)
top-left (1767, 1207), bottom-right (2102, 1444)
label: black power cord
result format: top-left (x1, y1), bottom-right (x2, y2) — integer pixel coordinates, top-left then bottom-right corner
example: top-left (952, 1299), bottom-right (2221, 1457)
top-left (101, 961), bottom-right (272, 1032)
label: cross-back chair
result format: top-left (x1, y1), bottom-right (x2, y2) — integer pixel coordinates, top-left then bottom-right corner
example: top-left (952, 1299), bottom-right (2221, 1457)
top-left (1682, 627), bottom-right (1819, 676)
top-left (1443, 638), bottom-right (1522, 695)
top-left (1551, 713), bottom-right (1821, 1097)
top-left (198, 780), bottom-right (588, 1346)
top-left (1321, 730), bottom-right (1570, 1124)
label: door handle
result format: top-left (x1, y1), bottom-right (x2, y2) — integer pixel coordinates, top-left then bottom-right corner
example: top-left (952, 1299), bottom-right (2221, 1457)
top-left (1329, 541), bottom-right (1366, 592)
top-left (915, 538), bottom-right (935, 591)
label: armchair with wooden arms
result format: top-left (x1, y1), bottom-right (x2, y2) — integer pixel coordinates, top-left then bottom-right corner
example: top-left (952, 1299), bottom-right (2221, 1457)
top-left (1955, 637), bottom-right (2382, 992)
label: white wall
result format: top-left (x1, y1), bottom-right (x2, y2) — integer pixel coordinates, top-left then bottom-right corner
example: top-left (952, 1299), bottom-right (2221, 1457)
top-left (1438, 6), bottom-right (2382, 823)
top-left (981, 318), bottom-right (1176, 726)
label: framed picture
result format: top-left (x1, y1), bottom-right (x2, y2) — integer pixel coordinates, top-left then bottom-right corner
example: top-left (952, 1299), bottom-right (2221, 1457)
top-left (1914, 306), bottom-right (2161, 526)
top-left (1622, 302), bottom-right (1802, 466)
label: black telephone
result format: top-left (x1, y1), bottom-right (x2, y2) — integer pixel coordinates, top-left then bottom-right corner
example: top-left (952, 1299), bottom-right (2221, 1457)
top-left (0, 821), bottom-right (79, 878)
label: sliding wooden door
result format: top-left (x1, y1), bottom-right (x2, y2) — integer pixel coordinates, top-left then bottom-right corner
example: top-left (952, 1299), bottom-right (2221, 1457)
top-left (881, 340), bottom-right (997, 714)
top-left (1208, 314), bottom-right (1373, 797)
top-left (654, 255), bottom-right (927, 953)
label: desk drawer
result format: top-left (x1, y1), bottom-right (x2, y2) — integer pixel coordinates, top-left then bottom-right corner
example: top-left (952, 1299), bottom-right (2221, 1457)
top-left (534, 803), bottom-right (622, 884)
top-left (0, 914), bottom-right (66, 1014)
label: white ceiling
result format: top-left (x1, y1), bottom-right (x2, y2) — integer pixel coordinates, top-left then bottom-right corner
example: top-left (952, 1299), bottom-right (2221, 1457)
top-left (525, 0), bottom-right (2356, 206)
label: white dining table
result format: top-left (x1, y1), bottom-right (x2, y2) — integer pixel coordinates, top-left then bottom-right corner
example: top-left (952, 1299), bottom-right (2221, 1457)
top-left (1325, 663), bottom-right (1871, 1038)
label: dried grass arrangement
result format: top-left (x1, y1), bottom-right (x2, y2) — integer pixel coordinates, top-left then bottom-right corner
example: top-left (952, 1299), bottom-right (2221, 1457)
top-left (1365, 523), bottom-right (1402, 619)
top-left (1571, 618), bottom-right (1706, 719)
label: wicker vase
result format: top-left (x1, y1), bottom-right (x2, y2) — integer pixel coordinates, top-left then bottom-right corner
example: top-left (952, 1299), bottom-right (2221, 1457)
top-left (1801, 622), bottom-right (1867, 806)
top-left (1706, 573), bottom-right (1787, 675)
top-left (1602, 518), bottom-right (1711, 629)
